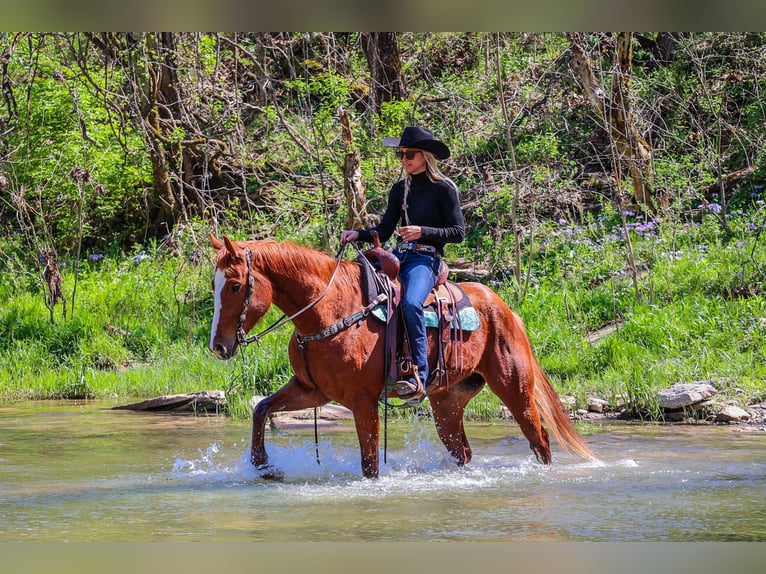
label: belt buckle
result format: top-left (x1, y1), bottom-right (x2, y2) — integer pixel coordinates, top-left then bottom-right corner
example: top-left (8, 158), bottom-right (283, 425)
top-left (399, 240), bottom-right (416, 251)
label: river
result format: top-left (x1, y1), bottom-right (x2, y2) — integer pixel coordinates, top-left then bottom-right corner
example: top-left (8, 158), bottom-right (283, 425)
top-left (1, 400), bottom-right (765, 542)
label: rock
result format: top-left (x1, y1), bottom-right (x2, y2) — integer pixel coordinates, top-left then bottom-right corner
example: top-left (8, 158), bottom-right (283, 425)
top-left (113, 390), bottom-right (226, 413)
top-left (746, 404), bottom-right (766, 425)
top-left (691, 399), bottom-right (715, 412)
top-left (658, 382), bottom-right (718, 409)
top-left (715, 405), bottom-right (751, 423)
top-left (587, 397), bottom-right (609, 413)
top-left (249, 395), bottom-right (354, 427)
top-left (664, 411), bottom-right (686, 422)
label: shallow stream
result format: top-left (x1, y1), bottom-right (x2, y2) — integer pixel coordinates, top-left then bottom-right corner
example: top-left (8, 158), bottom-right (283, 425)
top-left (1, 400), bottom-right (764, 541)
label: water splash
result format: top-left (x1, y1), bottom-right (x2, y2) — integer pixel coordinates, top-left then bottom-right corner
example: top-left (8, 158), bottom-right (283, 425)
top-left (171, 436), bottom-right (577, 497)
top-left (169, 415), bottom-right (636, 502)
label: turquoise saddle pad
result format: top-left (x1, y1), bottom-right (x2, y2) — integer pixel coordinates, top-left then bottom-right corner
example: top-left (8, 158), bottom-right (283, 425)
top-left (370, 304), bottom-right (480, 331)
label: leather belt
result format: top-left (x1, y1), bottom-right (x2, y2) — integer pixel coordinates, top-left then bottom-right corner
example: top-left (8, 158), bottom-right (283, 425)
top-left (396, 241), bottom-right (437, 254)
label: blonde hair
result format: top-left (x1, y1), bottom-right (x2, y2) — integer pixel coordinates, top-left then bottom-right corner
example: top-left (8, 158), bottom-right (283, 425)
top-left (401, 150), bottom-right (459, 225)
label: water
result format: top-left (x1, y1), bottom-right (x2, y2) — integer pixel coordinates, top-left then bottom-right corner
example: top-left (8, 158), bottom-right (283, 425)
top-left (1, 400), bottom-right (765, 541)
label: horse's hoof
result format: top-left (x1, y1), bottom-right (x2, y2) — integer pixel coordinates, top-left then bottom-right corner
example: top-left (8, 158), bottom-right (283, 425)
top-left (256, 464), bottom-right (285, 481)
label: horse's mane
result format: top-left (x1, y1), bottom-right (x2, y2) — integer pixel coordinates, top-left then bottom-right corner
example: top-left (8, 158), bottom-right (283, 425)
top-left (218, 239), bottom-right (361, 293)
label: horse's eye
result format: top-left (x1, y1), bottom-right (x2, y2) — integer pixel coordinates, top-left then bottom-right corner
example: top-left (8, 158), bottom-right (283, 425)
top-left (231, 283), bottom-right (242, 293)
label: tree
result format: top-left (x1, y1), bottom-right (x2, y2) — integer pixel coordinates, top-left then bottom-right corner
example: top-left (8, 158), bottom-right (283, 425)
top-left (0, 33), bottom-right (22, 140)
top-left (568, 32), bottom-right (657, 210)
top-left (361, 33), bottom-right (405, 115)
top-left (340, 109), bottom-right (369, 230)
top-left (76, 33), bottom-right (249, 235)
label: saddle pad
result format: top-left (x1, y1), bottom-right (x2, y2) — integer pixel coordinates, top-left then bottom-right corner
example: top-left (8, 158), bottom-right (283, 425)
top-left (370, 303), bottom-right (480, 331)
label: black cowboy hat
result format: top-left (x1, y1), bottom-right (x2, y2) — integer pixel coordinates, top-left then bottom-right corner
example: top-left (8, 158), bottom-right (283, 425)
top-left (382, 126), bottom-right (450, 160)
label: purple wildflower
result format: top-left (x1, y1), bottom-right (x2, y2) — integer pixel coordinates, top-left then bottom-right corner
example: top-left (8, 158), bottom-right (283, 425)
top-left (707, 203), bottom-right (722, 214)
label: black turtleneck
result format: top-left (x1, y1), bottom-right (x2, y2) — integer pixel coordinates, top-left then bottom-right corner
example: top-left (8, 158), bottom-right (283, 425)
top-left (357, 171), bottom-right (465, 255)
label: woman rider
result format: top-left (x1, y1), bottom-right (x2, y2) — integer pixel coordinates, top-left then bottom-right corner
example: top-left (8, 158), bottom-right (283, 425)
top-left (340, 126), bottom-right (465, 404)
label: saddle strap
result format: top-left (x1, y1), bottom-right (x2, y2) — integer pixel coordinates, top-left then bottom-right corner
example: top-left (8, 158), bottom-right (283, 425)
top-left (385, 279), bottom-right (401, 385)
top-left (431, 282), bottom-right (466, 387)
top-left (447, 284), bottom-right (464, 372)
top-left (296, 292), bottom-right (387, 345)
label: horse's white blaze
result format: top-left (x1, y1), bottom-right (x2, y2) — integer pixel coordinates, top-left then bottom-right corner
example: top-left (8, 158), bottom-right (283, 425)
top-left (209, 269), bottom-right (226, 351)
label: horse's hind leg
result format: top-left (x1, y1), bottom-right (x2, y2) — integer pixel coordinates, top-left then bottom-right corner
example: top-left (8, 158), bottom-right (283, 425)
top-left (486, 356), bottom-right (551, 464)
top-left (250, 375), bottom-right (329, 473)
top-left (430, 373), bottom-right (485, 466)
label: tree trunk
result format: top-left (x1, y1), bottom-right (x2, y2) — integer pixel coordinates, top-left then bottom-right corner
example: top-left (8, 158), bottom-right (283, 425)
top-left (569, 33), bottom-right (657, 210)
top-left (0, 33), bottom-right (23, 138)
top-left (611, 33), bottom-right (656, 208)
top-left (340, 109), bottom-right (369, 230)
top-left (142, 32), bottom-right (185, 229)
top-left (361, 33), bottom-right (405, 114)
top-left (635, 32), bottom-right (684, 65)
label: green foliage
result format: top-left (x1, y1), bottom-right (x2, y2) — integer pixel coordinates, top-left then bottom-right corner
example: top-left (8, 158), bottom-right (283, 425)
top-left (2, 39), bottom-right (150, 254)
top-left (2, 33), bottom-right (766, 421)
top-left (0, 244), bottom-right (214, 399)
top-left (518, 206), bottom-right (766, 417)
top-left (515, 131), bottom-right (562, 165)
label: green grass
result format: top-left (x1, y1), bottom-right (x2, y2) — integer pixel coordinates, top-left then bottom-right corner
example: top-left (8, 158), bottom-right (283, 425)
top-left (1, 209), bottom-right (765, 421)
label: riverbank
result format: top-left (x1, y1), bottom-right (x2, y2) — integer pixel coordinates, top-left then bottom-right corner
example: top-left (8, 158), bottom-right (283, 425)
top-left (110, 381), bottom-right (766, 432)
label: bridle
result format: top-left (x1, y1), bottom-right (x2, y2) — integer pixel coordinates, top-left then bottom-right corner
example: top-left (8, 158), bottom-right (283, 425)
top-left (234, 242), bottom-right (385, 349)
top-left (235, 243), bottom-right (348, 347)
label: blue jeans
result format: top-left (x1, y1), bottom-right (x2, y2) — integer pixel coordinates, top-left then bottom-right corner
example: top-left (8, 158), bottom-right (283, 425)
top-left (395, 250), bottom-right (440, 387)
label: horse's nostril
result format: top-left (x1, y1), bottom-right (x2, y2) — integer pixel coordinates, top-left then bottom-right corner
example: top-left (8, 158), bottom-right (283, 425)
top-left (213, 343), bottom-right (229, 358)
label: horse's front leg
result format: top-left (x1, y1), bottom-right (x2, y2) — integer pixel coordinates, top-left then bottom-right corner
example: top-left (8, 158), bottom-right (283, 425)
top-left (251, 375), bottom-right (330, 474)
top-left (351, 402), bottom-right (381, 479)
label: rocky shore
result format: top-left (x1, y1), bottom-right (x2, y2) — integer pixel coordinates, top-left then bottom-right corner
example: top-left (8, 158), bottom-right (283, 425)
top-left (560, 380), bottom-right (766, 429)
top-left (115, 380), bottom-right (766, 431)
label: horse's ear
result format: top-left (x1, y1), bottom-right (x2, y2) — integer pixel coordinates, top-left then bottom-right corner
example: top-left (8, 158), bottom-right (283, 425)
top-left (210, 233), bottom-right (224, 251)
top-left (222, 236), bottom-right (242, 259)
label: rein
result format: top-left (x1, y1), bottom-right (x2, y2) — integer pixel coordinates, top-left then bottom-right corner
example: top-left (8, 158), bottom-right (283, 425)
top-left (233, 242), bottom-right (351, 468)
top-left (235, 243), bottom-right (350, 348)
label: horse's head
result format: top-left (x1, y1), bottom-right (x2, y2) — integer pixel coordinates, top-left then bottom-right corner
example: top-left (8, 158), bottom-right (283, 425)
top-left (208, 234), bottom-right (273, 359)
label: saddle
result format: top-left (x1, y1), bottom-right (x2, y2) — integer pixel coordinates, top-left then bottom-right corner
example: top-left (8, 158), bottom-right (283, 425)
top-left (359, 241), bottom-right (475, 397)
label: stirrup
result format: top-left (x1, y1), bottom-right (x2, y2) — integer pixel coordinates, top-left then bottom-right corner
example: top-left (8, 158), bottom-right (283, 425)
top-left (394, 377), bottom-right (426, 406)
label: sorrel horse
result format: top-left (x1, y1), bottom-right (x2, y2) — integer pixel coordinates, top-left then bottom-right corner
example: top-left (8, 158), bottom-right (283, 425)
top-left (208, 235), bottom-right (596, 478)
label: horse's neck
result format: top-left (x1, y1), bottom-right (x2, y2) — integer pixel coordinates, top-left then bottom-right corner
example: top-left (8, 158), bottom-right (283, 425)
top-left (258, 245), bottom-right (360, 332)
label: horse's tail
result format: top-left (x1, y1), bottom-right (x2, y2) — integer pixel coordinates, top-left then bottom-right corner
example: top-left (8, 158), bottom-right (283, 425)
top-left (533, 359), bottom-right (598, 462)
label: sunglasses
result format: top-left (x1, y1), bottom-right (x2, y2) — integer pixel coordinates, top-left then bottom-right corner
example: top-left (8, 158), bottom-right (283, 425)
top-left (395, 150), bottom-right (422, 161)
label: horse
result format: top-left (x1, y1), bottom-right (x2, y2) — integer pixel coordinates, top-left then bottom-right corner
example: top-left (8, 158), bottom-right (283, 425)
top-left (208, 235), bottom-right (596, 478)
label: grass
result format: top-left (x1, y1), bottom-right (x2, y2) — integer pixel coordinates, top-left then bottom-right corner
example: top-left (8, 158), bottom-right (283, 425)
top-left (1, 207), bottom-right (764, 421)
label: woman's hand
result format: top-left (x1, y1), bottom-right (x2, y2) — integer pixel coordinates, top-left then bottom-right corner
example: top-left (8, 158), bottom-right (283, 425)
top-left (398, 226), bottom-right (422, 242)
top-left (340, 230), bottom-right (359, 245)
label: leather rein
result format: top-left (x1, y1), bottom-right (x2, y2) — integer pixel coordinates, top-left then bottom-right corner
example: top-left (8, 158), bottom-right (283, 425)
top-left (235, 242), bottom-right (386, 349)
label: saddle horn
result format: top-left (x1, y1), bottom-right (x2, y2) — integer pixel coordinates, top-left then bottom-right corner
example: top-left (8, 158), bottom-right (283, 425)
top-left (363, 231), bottom-right (400, 280)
